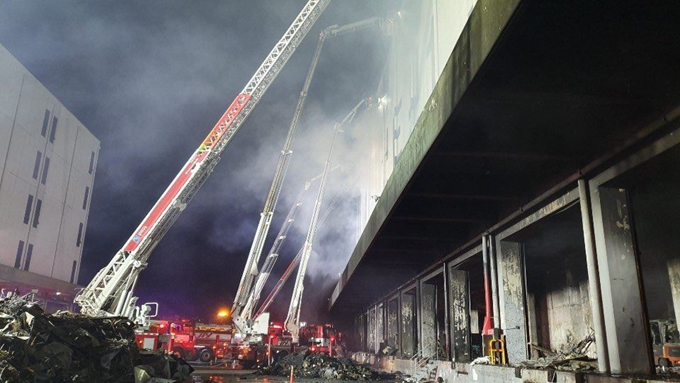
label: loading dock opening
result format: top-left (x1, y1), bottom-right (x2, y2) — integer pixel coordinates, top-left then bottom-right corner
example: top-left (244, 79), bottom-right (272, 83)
top-left (603, 144), bottom-right (680, 368)
top-left (448, 253), bottom-right (485, 362)
top-left (401, 285), bottom-right (418, 357)
top-left (420, 269), bottom-right (447, 359)
top-left (506, 205), bottom-right (595, 360)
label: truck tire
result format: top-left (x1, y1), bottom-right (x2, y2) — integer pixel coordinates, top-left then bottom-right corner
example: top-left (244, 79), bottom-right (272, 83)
top-left (199, 348), bottom-right (214, 363)
top-left (172, 347), bottom-right (186, 359)
top-left (659, 357), bottom-right (671, 368)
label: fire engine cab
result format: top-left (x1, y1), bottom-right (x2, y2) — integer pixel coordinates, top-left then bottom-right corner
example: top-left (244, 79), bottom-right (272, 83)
top-left (135, 320), bottom-right (232, 363)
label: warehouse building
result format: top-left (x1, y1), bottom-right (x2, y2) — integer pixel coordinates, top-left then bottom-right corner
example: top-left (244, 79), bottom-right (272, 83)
top-left (332, 0), bottom-right (680, 380)
top-left (0, 43), bottom-right (99, 309)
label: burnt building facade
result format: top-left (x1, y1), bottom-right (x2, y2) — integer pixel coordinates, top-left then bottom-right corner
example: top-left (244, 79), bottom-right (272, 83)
top-left (330, 0), bottom-right (680, 380)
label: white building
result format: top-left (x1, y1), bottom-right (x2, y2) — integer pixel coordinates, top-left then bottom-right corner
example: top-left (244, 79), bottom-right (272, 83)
top-left (0, 43), bottom-right (99, 302)
top-left (357, 0), bottom-right (476, 232)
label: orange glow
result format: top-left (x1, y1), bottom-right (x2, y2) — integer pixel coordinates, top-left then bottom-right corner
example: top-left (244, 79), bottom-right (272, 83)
top-left (217, 309), bottom-right (230, 318)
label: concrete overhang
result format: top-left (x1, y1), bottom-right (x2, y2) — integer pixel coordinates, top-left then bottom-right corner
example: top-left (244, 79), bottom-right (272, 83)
top-left (329, 0), bottom-right (680, 319)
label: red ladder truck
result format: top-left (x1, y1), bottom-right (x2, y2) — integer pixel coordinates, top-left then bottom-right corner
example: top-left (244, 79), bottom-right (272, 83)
top-left (73, 0), bottom-right (330, 321)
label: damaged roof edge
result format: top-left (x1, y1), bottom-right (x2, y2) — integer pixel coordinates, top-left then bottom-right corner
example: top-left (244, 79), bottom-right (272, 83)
top-left (328, 0), bottom-right (523, 313)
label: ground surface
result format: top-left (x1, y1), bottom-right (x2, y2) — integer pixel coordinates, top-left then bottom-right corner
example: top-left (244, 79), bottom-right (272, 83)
top-left (188, 368), bottom-right (392, 383)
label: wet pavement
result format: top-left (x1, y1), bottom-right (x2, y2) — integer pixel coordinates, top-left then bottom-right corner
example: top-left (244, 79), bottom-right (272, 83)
top-left (188, 371), bottom-right (397, 383)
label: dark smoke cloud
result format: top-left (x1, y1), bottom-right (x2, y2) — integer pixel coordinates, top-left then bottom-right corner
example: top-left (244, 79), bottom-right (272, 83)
top-left (0, 0), bottom-right (398, 321)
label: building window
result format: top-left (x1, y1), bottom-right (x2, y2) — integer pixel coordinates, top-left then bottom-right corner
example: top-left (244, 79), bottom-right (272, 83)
top-left (41, 157), bottom-right (50, 185)
top-left (24, 244), bottom-right (33, 271)
top-left (76, 222), bottom-right (83, 247)
top-left (23, 194), bottom-right (34, 224)
top-left (32, 199), bottom-right (42, 228)
top-left (14, 240), bottom-right (24, 268)
top-left (32, 151), bottom-right (42, 179)
top-left (70, 260), bottom-right (77, 283)
top-left (82, 186), bottom-right (89, 210)
top-left (49, 116), bottom-right (58, 143)
top-left (41, 110), bottom-right (50, 137)
top-left (88, 151), bottom-right (95, 174)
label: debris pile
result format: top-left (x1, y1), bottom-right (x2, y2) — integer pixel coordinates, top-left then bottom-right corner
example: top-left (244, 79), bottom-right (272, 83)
top-left (0, 294), bottom-right (193, 382)
top-left (520, 332), bottom-right (597, 372)
top-left (261, 352), bottom-right (395, 380)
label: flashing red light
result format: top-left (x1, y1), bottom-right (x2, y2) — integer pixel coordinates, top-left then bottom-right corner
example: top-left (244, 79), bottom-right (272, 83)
top-left (271, 324), bottom-right (282, 329)
top-left (330, 336), bottom-right (335, 341)
top-left (159, 324), bottom-right (166, 329)
top-left (310, 346), bottom-right (317, 352)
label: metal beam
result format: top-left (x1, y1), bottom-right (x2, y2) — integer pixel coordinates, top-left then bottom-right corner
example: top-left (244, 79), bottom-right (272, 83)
top-left (391, 216), bottom-right (483, 224)
top-left (433, 151), bottom-right (571, 162)
top-left (407, 192), bottom-right (519, 202)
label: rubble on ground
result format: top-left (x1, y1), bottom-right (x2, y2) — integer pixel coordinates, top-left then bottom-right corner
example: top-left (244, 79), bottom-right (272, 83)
top-left (260, 351), bottom-right (396, 380)
top-left (0, 294), bottom-right (193, 382)
top-left (519, 332), bottom-right (597, 372)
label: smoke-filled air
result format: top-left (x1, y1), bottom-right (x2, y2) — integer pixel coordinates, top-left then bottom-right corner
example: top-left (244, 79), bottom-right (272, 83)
top-left (0, 0), bottom-right (425, 324)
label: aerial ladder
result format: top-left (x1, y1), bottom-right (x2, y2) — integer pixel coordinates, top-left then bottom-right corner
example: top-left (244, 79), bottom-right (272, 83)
top-left (285, 98), bottom-right (368, 342)
top-left (254, 188), bottom-right (344, 318)
top-left (74, 0), bottom-right (331, 318)
top-left (237, 168), bottom-right (341, 335)
top-left (230, 17), bottom-right (385, 335)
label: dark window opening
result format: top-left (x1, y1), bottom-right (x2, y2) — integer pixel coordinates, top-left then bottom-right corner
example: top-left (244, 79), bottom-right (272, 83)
top-left (88, 151), bottom-right (95, 174)
top-left (41, 157), bottom-right (50, 184)
top-left (82, 186), bottom-right (89, 210)
top-left (23, 194), bottom-right (33, 224)
top-left (14, 240), bottom-right (24, 268)
top-left (76, 222), bottom-right (83, 247)
top-left (49, 116), bottom-right (58, 143)
top-left (32, 199), bottom-right (42, 228)
top-left (24, 244), bottom-right (33, 271)
top-left (32, 151), bottom-right (42, 179)
top-left (70, 260), bottom-right (77, 283)
top-left (41, 110), bottom-right (50, 137)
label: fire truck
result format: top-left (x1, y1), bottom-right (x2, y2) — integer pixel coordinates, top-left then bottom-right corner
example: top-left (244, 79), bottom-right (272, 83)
top-left (135, 320), bottom-right (233, 363)
top-left (73, 0), bottom-right (330, 321)
top-left (227, 18), bottom-right (382, 370)
top-left (232, 321), bottom-right (338, 367)
top-left (300, 323), bottom-right (337, 356)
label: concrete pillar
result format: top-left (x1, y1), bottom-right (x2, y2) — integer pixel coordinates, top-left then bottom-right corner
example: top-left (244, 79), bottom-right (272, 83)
top-left (359, 314), bottom-right (367, 352)
top-left (591, 185), bottom-right (652, 374)
top-left (449, 269), bottom-right (471, 362)
top-left (420, 283), bottom-right (437, 357)
top-left (578, 179), bottom-right (609, 372)
top-left (667, 259), bottom-right (680, 334)
top-left (526, 293), bottom-right (539, 359)
top-left (497, 240), bottom-right (528, 365)
top-left (376, 303), bottom-right (385, 352)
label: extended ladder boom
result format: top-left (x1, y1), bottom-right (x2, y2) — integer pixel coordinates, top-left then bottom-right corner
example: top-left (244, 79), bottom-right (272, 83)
top-left (75, 0), bottom-right (331, 317)
top-left (255, 188), bottom-right (344, 318)
top-left (231, 21), bottom-right (328, 332)
top-left (285, 99), bottom-right (367, 341)
top-left (231, 17), bottom-right (384, 334)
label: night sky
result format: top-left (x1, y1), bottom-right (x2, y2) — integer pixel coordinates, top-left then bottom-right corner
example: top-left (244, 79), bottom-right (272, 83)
top-left (0, 1), bottom-right (397, 323)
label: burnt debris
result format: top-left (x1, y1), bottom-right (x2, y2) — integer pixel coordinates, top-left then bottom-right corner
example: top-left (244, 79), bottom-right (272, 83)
top-left (261, 351), bottom-right (395, 380)
top-left (0, 294), bottom-right (193, 382)
top-left (520, 332), bottom-right (597, 372)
